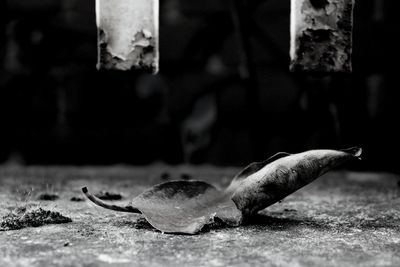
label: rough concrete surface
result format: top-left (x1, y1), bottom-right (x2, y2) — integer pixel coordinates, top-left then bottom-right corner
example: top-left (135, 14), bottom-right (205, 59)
top-left (0, 165), bottom-right (399, 266)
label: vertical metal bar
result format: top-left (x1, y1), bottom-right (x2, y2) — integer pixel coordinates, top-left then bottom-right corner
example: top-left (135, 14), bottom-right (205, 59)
top-left (290, 0), bottom-right (355, 72)
top-left (96, 0), bottom-right (159, 73)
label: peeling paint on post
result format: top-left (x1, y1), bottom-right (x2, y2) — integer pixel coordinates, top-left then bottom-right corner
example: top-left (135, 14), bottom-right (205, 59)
top-left (96, 0), bottom-right (159, 73)
top-left (290, 0), bottom-right (355, 72)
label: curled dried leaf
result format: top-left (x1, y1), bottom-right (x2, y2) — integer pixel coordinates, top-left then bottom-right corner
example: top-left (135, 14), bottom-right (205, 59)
top-left (83, 147), bottom-right (361, 234)
top-left (229, 147), bottom-right (362, 216)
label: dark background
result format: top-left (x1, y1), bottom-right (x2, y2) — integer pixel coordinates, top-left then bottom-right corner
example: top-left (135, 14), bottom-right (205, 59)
top-left (0, 0), bottom-right (398, 171)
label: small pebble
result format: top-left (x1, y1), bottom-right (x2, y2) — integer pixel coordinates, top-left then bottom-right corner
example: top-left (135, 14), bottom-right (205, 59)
top-left (95, 191), bottom-right (122, 201)
top-left (180, 173), bottom-right (191, 180)
top-left (284, 209), bottom-right (297, 212)
top-left (37, 193), bottom-right (59, 201)
top-left (160, 172), bottom-right (171, 180)
top-left (70, 197), bottom-right (85, 202)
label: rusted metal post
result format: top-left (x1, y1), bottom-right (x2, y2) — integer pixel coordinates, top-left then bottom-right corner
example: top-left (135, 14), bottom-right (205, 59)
top-left (96, 0), bottom-right (159, 73)
top-left (290, 0), bottom-right (355, 72)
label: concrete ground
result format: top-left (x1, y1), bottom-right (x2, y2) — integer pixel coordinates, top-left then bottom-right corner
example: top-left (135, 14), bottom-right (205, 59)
top-left (0, 165), bottom-right (399, 266)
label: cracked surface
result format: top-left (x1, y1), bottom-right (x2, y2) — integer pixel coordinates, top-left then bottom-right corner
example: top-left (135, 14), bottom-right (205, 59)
top-left (1, 166), bottom-right (399, 266)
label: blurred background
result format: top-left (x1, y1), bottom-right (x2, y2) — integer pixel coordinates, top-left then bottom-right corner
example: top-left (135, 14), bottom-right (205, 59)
top-left (0, 0), bottom-right (398, 172)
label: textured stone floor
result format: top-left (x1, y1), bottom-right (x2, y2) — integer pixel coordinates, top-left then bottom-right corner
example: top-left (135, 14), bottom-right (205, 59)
top-left (0, 165), bottom-right (399, 266)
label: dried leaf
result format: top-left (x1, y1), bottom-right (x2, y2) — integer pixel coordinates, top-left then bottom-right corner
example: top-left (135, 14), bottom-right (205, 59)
top-left (83, 147), bottom-right (361, 234)
top-left (230, 147), bottom-right (362, 216)
top-left (131, 181), bottom-right (241, 234)
top-left (226, 152), bottom-right (291, 194)
top-left (82, 181), bottom-right (241, 234)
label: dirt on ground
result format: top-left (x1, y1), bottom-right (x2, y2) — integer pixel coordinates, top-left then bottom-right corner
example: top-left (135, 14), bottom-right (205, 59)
top-left (0, 207), bottom-right (71, 231)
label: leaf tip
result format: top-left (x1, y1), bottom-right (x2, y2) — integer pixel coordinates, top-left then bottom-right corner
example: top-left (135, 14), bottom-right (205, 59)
top-left (342, 147), bottom-right (362, 159)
